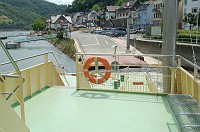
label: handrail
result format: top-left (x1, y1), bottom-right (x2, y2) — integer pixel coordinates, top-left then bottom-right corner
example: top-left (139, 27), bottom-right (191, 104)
top-left (1, 74), bottom-right (20, 78)
top-left (6, 78), bottom-right (25, 100)
top-left (0, 39), bottom-right (25, 122)
top-left (51, 52), bottom-right (70, 87)
top-left (5, 78), bottom-right (25, 100)
top-left (0, 40), bottom-right (21, 75)
top-left (0, 74), bottom-right (24, 100)
top-left (76, 53), bottom-right (200, 70)
top-left (76, 53), bottom-right (176, 57)
top-left (177, 55), bottom-right (200, 70)
top-left (0, 51), bottom-right (70, 86)
top-left (0, 51), bottom-right (53, 66)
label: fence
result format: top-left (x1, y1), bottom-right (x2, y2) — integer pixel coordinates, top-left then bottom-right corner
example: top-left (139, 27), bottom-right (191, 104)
top-left (76, 53), bottom-right (200, 102)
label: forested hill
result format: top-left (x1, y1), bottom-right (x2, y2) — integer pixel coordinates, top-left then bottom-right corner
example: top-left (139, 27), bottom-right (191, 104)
top-left (68, 0), bottom-right (126, 13)
top-left (67, 0), bottom-right (148, 13)
top-left (0, 0), bottom-right (67, 29)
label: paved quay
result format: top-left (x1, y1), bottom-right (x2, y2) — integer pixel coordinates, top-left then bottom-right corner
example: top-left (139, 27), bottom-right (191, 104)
top-left (73, 31), bottom-right (160, 65)
top-left (108, 37), bottom-right (161, 65)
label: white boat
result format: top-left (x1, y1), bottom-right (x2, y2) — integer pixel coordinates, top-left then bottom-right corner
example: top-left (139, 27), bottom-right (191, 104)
top-left (5, 41), bottom-right (20, 49)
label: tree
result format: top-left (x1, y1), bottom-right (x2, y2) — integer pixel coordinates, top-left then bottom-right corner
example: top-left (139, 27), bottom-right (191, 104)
top-left (115, 0), bottom-right (124, 6)
top-left (92, 4), bottom-right (101, 12)
top-left (32, 18), bottom-right (46, 31)
top-left (196, 11), bottom-right (200, 29)
top-left (159, 19), bottom-right (163, 27)
top-left (183, 13), bottom-right (196, 30)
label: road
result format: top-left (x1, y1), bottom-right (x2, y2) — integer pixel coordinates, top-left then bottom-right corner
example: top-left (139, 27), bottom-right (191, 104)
top-left (72, 31), bottom-right (127, 54)
top-left (71, 31), bottom-right (147, 66)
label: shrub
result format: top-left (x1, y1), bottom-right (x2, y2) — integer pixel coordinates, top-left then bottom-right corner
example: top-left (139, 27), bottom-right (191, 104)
top-left (56, 31), bottom-right (63, 39)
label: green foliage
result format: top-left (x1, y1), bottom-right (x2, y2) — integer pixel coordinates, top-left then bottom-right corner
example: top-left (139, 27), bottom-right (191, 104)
top-left (32, 18), bottom-right (45, 31)
top-left (144, 29), bottom-right (200, 44)
top-left (48, 30), bottom-right (52, 35)
top-left (62, 39), bottom-right (76, 60)
top-left (0, 0), bottom-right (67, 29)
top-left (183, 13), bottom-right (197, 30)
top-left (68, 0), bottom-right (127, 13)
top-left (115, 0), bottom-right (124, 6)
top-left (92, 4), bottom-right (101, 12)
top-left (57, 31), bottom-right (64, 39)
top-left (177, 30), bottom-right (200, 35)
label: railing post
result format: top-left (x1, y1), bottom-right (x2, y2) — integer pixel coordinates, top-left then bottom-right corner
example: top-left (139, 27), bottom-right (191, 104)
top-left (0, 76), bottom-right (5, 97)
top-left (170, 67), bottom-right (177, 94)
top-left (76, 54), bottom-right (80, 89)
top-left (194, 66), bottom-right (198, 80)
top-left (19, 77), bottom-right (25, 123)
top-left (178, 57), bottom-right (181, 67)
top-left (44, 53), bottom-right (48, 63)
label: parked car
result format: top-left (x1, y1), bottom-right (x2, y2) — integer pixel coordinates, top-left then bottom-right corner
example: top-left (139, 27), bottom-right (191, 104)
top-left (130, 29), bottom-right (137, 34)
top-left (73, 24), bottom-right (86, 28)
top-left (136, 28), bottom-right (145, 34)
top-left (111, 30), bottom-right (126, 37)
top-left (93, 30), bottom-right (102, 34)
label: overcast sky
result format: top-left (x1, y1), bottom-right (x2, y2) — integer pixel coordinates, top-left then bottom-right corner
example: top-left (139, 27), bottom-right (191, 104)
top-left (45, 0), bottom-right (73, 5)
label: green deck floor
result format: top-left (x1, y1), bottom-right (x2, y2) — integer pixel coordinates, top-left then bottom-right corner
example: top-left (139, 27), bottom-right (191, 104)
top-left (14, 87), bottom-right (178, 132)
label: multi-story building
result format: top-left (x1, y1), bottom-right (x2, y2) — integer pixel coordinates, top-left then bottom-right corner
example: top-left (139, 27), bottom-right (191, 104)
top-left (116, 0), bottom-right (140, 19)
top-left (132, 1), bottom-right (154, 29)
top-left (105, 6), bottom-right (120, 20)
top-left (183, 0), bottom-right (200, 29)
top-left (152, 0), bottom-right (164, 26)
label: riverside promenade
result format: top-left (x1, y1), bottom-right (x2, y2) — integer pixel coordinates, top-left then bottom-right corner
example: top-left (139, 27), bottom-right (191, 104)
top-left (108, 37), bottom-right (161, 65)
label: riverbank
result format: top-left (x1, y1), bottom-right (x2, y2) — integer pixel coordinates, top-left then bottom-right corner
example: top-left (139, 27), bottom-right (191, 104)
top-left (49, 38), bottom-right (76, 61)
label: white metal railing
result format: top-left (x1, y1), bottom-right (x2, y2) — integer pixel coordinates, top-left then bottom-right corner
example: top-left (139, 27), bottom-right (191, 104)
top-left (143, 36), bottom-right (200, 45)
top-left (76, 53), bottom-right (200, 101)
top-left (0, 51), bottom-right (70, 86)
top-left (0, 40), bottom-right (69, 123)
top-left (0, 40), bottom-right (25, 122)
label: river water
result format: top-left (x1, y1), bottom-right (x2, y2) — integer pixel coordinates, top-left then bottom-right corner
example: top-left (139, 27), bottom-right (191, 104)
top-left (0, 31), bottom-right (76, 74)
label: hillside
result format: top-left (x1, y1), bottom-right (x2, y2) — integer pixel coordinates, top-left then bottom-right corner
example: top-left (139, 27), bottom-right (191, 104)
top-left (0, 0), bottom-right (67, 30)
top-left (67, 0), bottom-right (148, 13)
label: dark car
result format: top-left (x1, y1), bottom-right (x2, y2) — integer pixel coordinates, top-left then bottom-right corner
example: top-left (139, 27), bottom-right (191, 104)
top-left (111, 30), bottom-right (126, 37)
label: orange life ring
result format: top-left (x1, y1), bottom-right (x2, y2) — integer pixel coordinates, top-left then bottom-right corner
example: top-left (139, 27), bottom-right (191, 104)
top-left (83, 57), bottom-right (111, 84)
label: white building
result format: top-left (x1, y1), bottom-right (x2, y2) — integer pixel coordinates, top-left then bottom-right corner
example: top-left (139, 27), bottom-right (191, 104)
top-left (88, 11), bottom-right (98, 21)
top-left (152, 0), bottom-right (164, 26)
top-left (105, 6), bottom-right (120, 20)
top-left (183, 0), bottom-right (200, 29)
top-left (46, 15), bottom-right (72, 30)
top-left (133, 1), bottom-right (154, 29)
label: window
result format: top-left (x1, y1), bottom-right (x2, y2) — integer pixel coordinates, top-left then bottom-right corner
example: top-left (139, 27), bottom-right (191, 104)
top-left (184, 8), bottom-right (187, 15)
top-left (184, 0), bottom-right (187, 5)
top-left (192, 7), bottom-right (198, 13)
